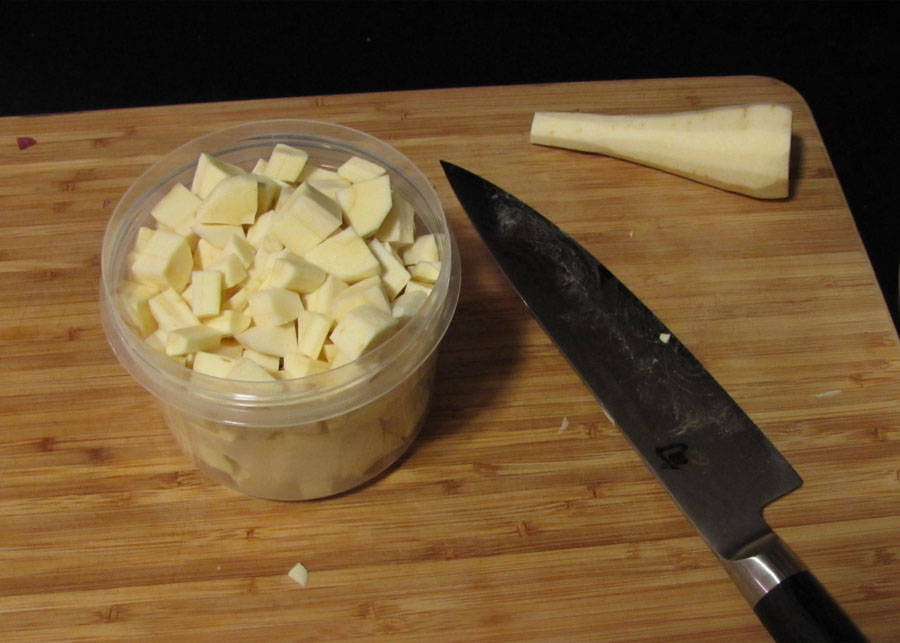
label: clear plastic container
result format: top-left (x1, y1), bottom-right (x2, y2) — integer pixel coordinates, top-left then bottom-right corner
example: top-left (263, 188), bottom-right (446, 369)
top-left (100, 120), bottom-right (460, 500)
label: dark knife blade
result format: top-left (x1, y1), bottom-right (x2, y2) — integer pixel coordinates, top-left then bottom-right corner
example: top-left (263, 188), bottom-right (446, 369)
top-left (441, 161), bottom-right (864, 642)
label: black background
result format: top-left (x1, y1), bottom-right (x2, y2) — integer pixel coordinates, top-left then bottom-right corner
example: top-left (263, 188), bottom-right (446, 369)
top-left (3, 1), bottom-right (898, 331)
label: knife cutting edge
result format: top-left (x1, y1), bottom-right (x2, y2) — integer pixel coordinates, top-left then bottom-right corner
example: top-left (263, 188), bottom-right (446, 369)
top-left (440, 161), bottom-right (865, 642)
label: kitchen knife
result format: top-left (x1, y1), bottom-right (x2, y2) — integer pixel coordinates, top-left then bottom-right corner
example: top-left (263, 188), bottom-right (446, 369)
top-left (441, 161), bottom-right (865, 642)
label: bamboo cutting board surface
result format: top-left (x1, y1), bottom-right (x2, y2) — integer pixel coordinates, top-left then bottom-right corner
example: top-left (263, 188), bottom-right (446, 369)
top-left (1, 76), bottom-right (898, 641)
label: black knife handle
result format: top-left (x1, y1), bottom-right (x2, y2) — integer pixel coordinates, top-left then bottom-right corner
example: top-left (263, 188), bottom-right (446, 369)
top-left (754, 570), bottom-right (866, 642)
top-left (721, 532), bottom-right (866, 642)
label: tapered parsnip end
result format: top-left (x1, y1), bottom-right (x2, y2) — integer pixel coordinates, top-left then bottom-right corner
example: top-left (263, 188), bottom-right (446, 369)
top-left (530, 104), bottom-right (792, 199)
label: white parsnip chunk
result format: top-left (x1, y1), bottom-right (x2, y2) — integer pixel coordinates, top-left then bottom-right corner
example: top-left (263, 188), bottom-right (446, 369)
top-left (192, 351), bottom-right (237, 378)
top-left (375, 192), bottom-right (416, 246)
top-left (148, 288), bottom-right (199, 332)
top-left (272, 183), bottom-right (342, 254)
top-left (266, 254), bottom-right (327, 293)
top-left (119, 281), bottom-right (159, 337)
top-left (227, 357), bottom-right (276, 381)
top-left (197, 174), bottom-right (259, 225)
top-left (247, 288), bottom-right (302, 328)
top-left (368, 238), bottom-right (410, 298)
top-left (401, 233), bottom-right (439, 265)
top-left (190, 152), bottom-right (245, 199)
top-left (337, 155), bottom-right (386, 183)
top-left (151, 183), bottom-right (201, 230)
top-left (297, 310), bottom-right (334, 359)
top-left (131, 229), bottom-right (193, 292)
top-left (330, 305), bottom-right (398, 361)
top-left (343, 174), bottom-right (392, 237)
top-left (204, 309), bottom-right (251, 337)
top-left (190, 269), bottom-right (223, 318)
top-left (166, 325), bottom-right (222, 356)
top-left (264, 143), bottom-right (309, 183)
top-left (305, 227), bottom-right (380, 283)
top-left (236, 324), bottom-right (297, 358)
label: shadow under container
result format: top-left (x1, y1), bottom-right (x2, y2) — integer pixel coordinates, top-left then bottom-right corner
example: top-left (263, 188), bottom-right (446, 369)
top-left (100, 120), bottom-right (461, 500)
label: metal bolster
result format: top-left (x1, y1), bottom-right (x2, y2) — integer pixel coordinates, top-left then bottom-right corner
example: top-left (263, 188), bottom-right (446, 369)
top-left (720, 531), bottom-right (808, 606)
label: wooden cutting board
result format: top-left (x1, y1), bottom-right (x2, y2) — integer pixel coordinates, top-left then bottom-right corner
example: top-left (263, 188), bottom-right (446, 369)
top-left (1, 76), bottom-right (898, 641)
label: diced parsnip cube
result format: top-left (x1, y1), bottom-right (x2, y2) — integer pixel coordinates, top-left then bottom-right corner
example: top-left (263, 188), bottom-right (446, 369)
top-left (227, 357), bottom-right (276, 381)
top-left (148, 288), bottom-right (200, 332)
top-left (368, 238), bottom-right (410, 298)
top-left (295, 163), bottom-right (319, 184)
top-left (249, 246), bottom-right (284, 276)
top-left (204, 309), bottom-right (251, 336)
top-left (322, 342), bottom-right (340, 364)
top-left (264, 143), bottom-right (309, 183)
top-left (339, 421), bottom-right (388, 478)
top-left (283, 351), bottom-right (330, 378)
top-left (337, 155), bottom-right (386, 183)
top-left (272, 183), bottom-right (343, 254)
top-left (165, 325), bottom-right (222, 356)
top-left (146, 328), bottom-right (167, 353)
top-left (404, 280), bottom-right (433, 297)
top-left (151, 183), bottom-right (201, 230)
top-left (211, 339), bottom-right (244, 358)
top-left (190, 269), bottom-right (223, 318)
top-left (401, 233), bottom-right (439, 265)
top-left (343, 174), bottom-right (392, 237)
top-left (130, 228), bottom-right (194, 292)
top-left (242, 348), bottom-right (280, 372)
top-left (375, 191), bottom-right (416, 246)
top-left (246, 210), bottom-right (276, 248)
top-left (297, 310), bottom-right (334, 359)
top-left (304, 168), bottom-right (351, 200)
top-left (328, 348), bottom-right (357, 370)
top-left (329, 276), bottom-right (391, 320)
top-left (250, 159), bottom-right (268, 175)
top-left (259, 233), bottom-right (285, 254)
top-left (329, 305), bottom-right (398, 361)
top-left (304, 227), bottom-right (380, 284)
top-left (223, 285), bottom-right (251, 312)
top-left (135, 226), bottom-right (155, 252)
top-left (242, 270), bottom-right (268, 298)
top-left (190, 152), bottom-right (245, 199)
top-left (247, 288), bottom-right (302, 327)
top-left (197, 174), bottom-right (259, 225)
top-left (268, 217), bottom-right (321, 259)
top-left (194, 238), bottom-right (223, 269)
top-left (223, 234), bottom-right (257, 268)
top-left (176, 218), bottom-right (199, 239)
top-left (265, 253), bottom-right (327, 293)
top-left (392, 290), bottom-right (427, 323)
top-left (192, 223), bottom-right (245, 249)
top-left (408, 260), bottom-right (441, 283)
top-left (303, 274), bottom-right (348, 315)
top-left (255, 175), bottom-right (282, 213)
top-left (119, 280), bottom-right (159, 337)
top-left (192, 351), bottom-right (237, 377)
top-left (335, 184), bottom-right (355, 214)
top-left (209, 253), bottom-right (249, 289)
top-left (274, 183), bottom-right (295, 210)
top-left (236, 324), bottom-right (297, 357)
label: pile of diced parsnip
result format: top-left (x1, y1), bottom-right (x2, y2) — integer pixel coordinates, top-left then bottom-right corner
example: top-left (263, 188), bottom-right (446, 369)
top-left (119, 144), bottom-right (440, 381)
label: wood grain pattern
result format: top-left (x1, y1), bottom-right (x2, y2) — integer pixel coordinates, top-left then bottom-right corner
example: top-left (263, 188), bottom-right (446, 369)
top-left (1, 77), bottom-right (898, 641)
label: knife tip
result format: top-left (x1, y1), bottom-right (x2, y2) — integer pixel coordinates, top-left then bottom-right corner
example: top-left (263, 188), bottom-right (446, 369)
top-left (439, 160), bottom-right (469, 184)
